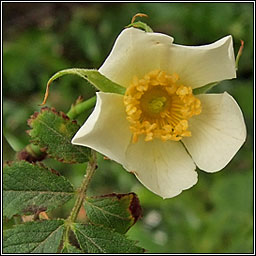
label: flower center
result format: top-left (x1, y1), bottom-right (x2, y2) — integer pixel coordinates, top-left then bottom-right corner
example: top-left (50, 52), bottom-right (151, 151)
top-left (124, 69), bottom-right (202, 143)
top-left (148, 96), bottom-right (167, 113)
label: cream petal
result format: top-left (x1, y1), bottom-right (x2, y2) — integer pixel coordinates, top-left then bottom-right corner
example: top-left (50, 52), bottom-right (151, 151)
top-left (182, 92), bottom-right (246, 173)
top-left (72, 92), bottom-right (132, 164)
top-left (123, 138), bottom-right (197, 199)
top-left (100, 28), bottom-right (236, 89)
top-left (165, 35), bottom-right (236, 89)
top-left (99, 27), bottom-right (174, 88)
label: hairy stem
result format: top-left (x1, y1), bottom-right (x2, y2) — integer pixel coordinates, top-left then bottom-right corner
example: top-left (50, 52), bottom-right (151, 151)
top-left (66, 96), bottom-right (96, 120)
top-left (64, 150), bottom-right (97, 244)
top-left (70, 150), bottom-right (97, 222)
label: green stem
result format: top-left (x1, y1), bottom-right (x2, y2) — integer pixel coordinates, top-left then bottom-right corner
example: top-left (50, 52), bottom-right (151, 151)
top-left (66, 96), bottom-right (96, 119)
top-left (64, 150), bottom-right (97, 244)
top-left (70, 150), bottom-right (97, 222)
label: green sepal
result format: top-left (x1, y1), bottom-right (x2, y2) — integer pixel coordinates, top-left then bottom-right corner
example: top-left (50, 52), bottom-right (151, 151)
top-left (193, 82), bottom-right (219, 95)
top-left (126, 21), bottom-right (153, 32)
top-left (46, 68), bottom-right (126, 95)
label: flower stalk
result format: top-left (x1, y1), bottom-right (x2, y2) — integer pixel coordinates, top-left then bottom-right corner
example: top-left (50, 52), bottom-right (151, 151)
top-left (66, 96), bottom-right (96, 120)
top-left (64, 149), bottom-right (97, 244)
top-left (69, 149), bottom-right (97, 222)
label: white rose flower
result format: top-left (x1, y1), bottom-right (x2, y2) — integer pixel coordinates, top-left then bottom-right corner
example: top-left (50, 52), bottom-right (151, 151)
top-left (72, 28), bottom-right (246, 198)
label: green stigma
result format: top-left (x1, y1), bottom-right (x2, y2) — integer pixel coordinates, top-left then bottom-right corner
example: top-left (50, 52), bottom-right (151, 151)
top-left (148, 96), bottom-right (167, 114)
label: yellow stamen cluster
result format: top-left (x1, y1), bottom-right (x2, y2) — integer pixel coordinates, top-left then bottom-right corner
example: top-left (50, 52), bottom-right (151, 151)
top-left (124, 70), bottom-right (202, 143)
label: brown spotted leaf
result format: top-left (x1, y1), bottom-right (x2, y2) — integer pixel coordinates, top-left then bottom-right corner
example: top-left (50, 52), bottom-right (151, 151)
top-left (3, 161), bottom-right (74, 219)
top-left (84, 193), bottom-right (142, 234)
top-left (27, 107), bottom-right (90, 163)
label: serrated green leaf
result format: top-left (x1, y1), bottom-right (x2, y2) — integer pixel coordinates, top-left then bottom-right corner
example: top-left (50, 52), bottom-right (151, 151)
top-left (61, 243), bottom-right (82, 253)
top-left (46, 68), bottom-right (126, 95)
top-left (193, 82), bottom-right (219, 95)
top-left (84, 193), bottom-right (142, 233)
top-left (3, 161), bottom-right (74, 218)
top-left (3, 220), bottom-right (64, 253)
top-left (72, 223), bottom-right (144, 253)
top-left (28, 107), bottom-right (90, 163)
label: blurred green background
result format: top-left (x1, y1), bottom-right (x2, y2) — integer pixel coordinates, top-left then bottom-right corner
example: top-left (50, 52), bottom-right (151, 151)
top-left (3, 2), bottom-right (253, 253)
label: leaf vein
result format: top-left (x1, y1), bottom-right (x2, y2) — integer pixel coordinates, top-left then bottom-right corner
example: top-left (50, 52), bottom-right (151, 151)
top-left (31, 225), bottom-right (63, 253)
top-left (86, 201), bottom-right (129, 220)
top-left (76, 229), bottom-right (106, 253)
top-left (37, 118), bottom-right (87, 157)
